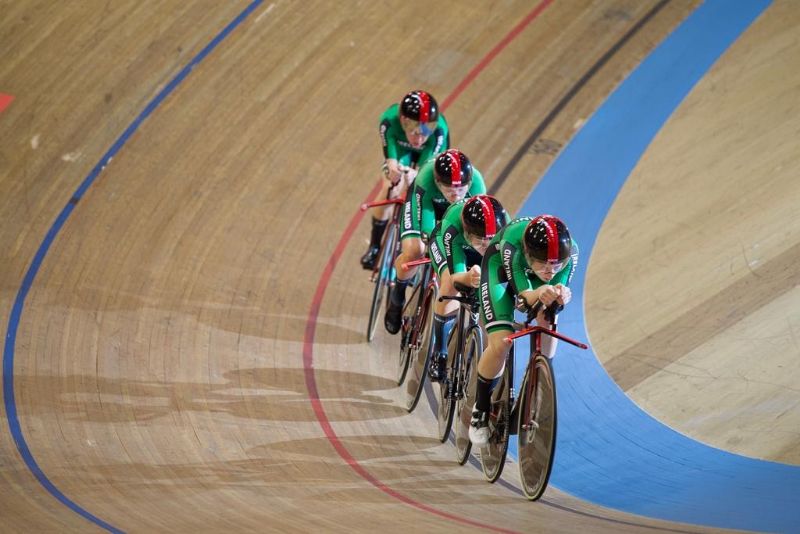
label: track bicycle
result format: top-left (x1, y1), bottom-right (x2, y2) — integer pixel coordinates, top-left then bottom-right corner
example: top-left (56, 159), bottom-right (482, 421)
top-left (361, 165), bottom-right (414, 348)
top-left (463, 301), bottom-right (587, 499)
top-left (361, 189), bottom-right (403, 346)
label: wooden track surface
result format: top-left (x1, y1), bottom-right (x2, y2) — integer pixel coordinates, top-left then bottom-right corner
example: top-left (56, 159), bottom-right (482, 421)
top-left (1, 0), bottom-right (789, 532)
top-left (586, 0), bottom-right (800, 465)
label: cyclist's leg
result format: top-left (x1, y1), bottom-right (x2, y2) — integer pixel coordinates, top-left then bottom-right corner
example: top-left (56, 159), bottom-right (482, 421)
top-left (394, 194), bottom-right (434, 285)
top-left (430, 263), bottom-right (457, 380)
top-left (384, 236), bottom-right (424, 334)
top-left (434, 267), bottom-right (459, 316)
top-left (478, 247), bottom-right (516, 383)
top-left (387, 187), bottom-right (435, 332)
top-left (395, 236), bottom-right (425, 283)
top-left (470, 249), bottom-right (515, 445)
top-left (362, 163), bottom-right (409, 269)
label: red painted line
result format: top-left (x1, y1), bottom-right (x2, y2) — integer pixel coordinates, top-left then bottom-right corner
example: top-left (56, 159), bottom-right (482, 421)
top-left (303, 1), bottom-right (552, 530)
top-left (440, 0), bottom-right (553, 111)
top-left (0, 93), bottom-right (15, 113)
top-left (303, 182), bottom-right (518, 532)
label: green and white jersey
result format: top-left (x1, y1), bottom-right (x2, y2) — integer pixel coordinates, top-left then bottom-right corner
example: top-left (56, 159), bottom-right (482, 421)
top-left (428, 199), bottom-right (510, 276)
top-left (401, 160), bottom-right (486, 240)
top-left (480, 217), bottom-right (579, 333)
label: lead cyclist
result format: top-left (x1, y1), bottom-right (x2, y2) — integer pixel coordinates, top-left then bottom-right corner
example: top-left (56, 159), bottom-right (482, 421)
top-left (469, 215), bottom-right (579, 447)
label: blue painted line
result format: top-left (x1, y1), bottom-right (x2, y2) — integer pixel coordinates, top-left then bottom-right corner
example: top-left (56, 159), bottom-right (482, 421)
top-left (2, 1), bottom-right (264, 531)
top-left (508, 0), bottom-right (800, 532)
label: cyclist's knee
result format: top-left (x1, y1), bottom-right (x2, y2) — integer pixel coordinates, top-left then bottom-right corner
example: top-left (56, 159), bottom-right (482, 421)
top-left (486, 331), bottom-right (512, 359)
top-left (402, 238), bottom-right (424, 258)
top-left (479, 332), bottom-right (510, 377)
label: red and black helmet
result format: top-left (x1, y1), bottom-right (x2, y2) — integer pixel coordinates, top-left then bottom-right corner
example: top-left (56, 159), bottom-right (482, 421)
top-left (523, 215), bottom-right (572, 264)
top-left (400, 90), bottom-right (440, 123)
top-left (434, 149), bottom-right (473, 187)
top-left (461, 195), bottom-right (507, 239)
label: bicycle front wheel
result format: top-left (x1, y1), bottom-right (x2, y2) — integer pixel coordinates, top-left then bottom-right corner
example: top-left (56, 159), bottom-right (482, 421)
top-left (517, 353), bottom-right (557, 501)
top-left (367, 222), bottom-right (397, 343)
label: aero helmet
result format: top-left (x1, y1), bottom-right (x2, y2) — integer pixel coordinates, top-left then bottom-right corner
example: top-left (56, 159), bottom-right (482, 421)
top-left (400, 90), bottom-right (440, 123)
top-left (434, 149), bottom-right (473, 187)
top-left (523, 215), bottom-right (572, 265)
top-left (462, 195), bottom-right (507, 239)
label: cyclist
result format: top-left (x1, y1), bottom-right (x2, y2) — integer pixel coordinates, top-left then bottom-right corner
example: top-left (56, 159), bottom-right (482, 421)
top-left (384, 148), bottom-right (487, 334)
top-left (469, 215), bottom-right (579, 447)
top-left (426, 195), bottom-right (510, 381)
top-left (360, 90), bottom-right (450, 270)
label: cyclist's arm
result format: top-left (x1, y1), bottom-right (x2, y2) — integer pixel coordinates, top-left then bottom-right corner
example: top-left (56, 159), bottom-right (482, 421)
top-left (380, 117), bottom-right (398, 161)
top-left (442, 224), bottom-right (468, 275)
top-left (502, 241), bottom-right (534, 297)
top-left (419, 194), bottom-right (437, 241)
top-left (401, 182), bottom-right (430, 240)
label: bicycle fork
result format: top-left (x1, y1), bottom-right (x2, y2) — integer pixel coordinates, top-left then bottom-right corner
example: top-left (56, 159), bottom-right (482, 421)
top-left (520, 365), bottom-right (540, 433)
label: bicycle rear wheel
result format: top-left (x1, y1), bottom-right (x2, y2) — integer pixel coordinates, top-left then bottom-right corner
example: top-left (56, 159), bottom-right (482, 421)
top-left (436, 328), bottom-right (459, 442)
top-left (404, 276), bottom-right (436, 413)
top-left (517, 354), bottom-right (557, 501)
top-left (397, 335), bottom-right (411, 386)
top-left (454, 326), bottom-right (483, 464)
top-left (367, 222), bottom-right (397, 342)
top-left (480, 362), bottom-right (511, 483)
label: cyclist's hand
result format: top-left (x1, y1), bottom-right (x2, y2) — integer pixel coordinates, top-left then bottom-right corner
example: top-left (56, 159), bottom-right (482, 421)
top-left (555, 284), bottom-right (572, 306)
top-left (468, 265), bottom-right (481, 288)
top-left (385, 159), bottom-right (403, 184)
top-left (517, 290), bottom-right (537, 311)
top-left (537, 285), bottom-right (560, 307)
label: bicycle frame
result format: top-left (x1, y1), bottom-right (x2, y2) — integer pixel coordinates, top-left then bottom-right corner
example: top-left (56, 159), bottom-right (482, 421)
top-left (439, 286), bottom-right (480, 392)
top-left (505, 323), bottom-right (588, 433)
top-left (402, 257), bottom-right (436, 338)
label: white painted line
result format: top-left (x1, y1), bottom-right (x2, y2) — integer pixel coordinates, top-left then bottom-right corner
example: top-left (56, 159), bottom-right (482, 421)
top-left (255, 3), bottom-right (275, 24)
